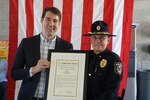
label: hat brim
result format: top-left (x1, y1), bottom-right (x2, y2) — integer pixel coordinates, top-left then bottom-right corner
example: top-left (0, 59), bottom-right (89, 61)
top-left (83, 32), bottom-right (116, 37)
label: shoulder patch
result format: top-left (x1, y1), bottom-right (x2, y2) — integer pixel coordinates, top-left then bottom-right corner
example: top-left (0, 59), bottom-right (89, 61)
top-left (100, 59), bottom-right (107, 68)
top-left (114, 62), bottom-right (122, 75)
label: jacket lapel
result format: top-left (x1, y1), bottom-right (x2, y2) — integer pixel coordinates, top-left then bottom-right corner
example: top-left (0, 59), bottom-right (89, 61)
top-left (55, 36), bottom-right (62, 50)
top-left (33, 34), bottom-right (41, 60)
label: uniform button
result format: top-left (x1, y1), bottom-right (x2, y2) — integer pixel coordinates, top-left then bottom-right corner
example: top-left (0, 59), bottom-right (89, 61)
top-left (89, 74), bottom-right (91, 76)
top-left (99, 55), bottom-right (101, 57)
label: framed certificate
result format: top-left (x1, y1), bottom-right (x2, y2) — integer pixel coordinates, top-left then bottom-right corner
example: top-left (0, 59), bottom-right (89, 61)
top-left (45, 50), bottom-right (89, 100)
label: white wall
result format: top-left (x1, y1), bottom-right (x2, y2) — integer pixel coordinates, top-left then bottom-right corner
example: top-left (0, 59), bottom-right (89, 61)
top-left (133, 0), bottom-right (150, 70)
top-left (0, 0), bottom-right (9, 40)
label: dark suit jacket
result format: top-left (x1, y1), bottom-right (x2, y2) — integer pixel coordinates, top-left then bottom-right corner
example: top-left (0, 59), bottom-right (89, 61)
top-left (11, 34), bottom-right (73, 100)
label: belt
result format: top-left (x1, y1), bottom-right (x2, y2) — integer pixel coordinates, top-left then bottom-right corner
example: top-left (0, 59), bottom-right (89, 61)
top-left (32, 97), bottom-right (44, 100)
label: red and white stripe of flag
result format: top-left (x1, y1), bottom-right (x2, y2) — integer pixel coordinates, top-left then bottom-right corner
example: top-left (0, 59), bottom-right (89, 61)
top-left (7, 0), bottom-right (134, 100)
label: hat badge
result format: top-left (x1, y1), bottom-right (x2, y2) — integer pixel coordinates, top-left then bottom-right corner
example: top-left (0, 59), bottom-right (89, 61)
top-left (96, 25), bottom-right (101, 31)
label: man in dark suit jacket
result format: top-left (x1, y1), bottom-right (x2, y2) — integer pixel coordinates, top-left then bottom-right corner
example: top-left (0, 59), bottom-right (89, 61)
top-left (11, 7), bottom-right (73, 100)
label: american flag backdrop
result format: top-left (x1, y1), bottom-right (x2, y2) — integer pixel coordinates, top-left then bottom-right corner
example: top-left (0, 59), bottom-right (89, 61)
top-left (7, 0), bottom-right (134, 100)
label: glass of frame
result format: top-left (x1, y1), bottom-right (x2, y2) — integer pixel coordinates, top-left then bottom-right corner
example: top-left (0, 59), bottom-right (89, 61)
top-left (44, 50), bottom-right (89, 100)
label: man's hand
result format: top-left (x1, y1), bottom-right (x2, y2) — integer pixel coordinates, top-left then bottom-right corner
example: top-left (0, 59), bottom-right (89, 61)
top-left (31, 59), bottom-right (50, 75)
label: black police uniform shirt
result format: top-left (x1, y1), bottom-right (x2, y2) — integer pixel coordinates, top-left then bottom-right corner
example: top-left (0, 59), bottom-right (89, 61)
top-left (87, 48), bottom-right (122, 100)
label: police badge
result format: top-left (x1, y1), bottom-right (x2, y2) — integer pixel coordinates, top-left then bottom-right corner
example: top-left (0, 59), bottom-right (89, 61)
top-left (100, 59), bottom-right (107, 68)
top-left (114, 62), bottom-right (122, 75)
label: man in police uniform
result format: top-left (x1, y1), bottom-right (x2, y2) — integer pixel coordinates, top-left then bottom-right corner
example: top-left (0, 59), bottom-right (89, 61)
top-left (83, 20), bottom-right (122, 100)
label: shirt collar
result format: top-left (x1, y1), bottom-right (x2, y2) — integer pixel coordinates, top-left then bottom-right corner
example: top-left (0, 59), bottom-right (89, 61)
top-left (40, 34), bottom-right (56, 43)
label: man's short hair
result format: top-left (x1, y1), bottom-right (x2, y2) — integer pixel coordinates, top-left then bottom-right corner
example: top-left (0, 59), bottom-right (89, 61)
top-left (41, 7), bottom-right (61, 21)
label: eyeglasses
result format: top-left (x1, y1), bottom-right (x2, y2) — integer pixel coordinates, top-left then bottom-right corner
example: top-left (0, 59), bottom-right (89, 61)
top-left (90, 35), bottom-right (108, 41)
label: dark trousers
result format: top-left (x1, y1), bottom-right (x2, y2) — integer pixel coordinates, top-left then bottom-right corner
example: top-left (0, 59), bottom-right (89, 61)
top-left (32, 97), bottom-right (44, 100)
top-left (0, 81), bottom-right (7, 100)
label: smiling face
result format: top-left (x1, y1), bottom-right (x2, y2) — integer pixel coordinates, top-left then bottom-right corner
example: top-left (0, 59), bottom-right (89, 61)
top-left (41, 11), bottom-right (60, 40)
top-left (91, 35), bottom-right (109, 54)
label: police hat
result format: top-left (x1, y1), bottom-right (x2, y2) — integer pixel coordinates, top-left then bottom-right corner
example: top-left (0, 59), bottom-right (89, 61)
top-left (83, 20), bottom-right (116, 36)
